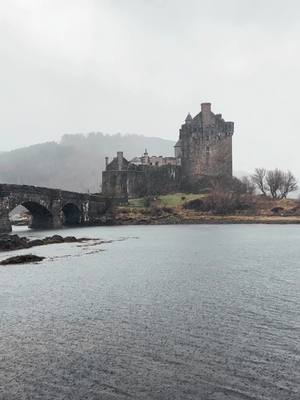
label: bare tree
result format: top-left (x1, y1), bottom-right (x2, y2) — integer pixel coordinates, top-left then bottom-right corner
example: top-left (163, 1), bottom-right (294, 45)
top-left (251, 168), bottom-right (267, 196)
top-left (265, 168), bottom-right (283, 199)
top-left (279, 170), bottom-right (298, 198)
top-left (251, 168), bottom-right (298, 199)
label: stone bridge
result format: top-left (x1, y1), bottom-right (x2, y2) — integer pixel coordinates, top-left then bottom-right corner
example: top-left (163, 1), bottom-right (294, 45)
top-left (0, 184), bottom-right (114, 234)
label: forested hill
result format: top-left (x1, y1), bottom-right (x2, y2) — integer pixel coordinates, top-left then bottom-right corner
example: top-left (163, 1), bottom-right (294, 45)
top-left (0, 133), bottom-right (175, 193)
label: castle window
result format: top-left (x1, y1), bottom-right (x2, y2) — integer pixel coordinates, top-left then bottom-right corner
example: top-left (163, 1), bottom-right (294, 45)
top-left (206, 135), bottom-right (209, 141)
top-left (206, 146), bottom-right (210, 152)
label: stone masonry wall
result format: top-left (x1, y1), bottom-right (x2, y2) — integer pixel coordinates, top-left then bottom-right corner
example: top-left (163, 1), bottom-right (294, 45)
top-left (181, 135), bottom-right (232, 185)
top-left (102, 164), bottom-right (181, 198)
top-left (102, 171), bottom-right (129, 198)
top-left (127, 165), bottom-right (181, 197)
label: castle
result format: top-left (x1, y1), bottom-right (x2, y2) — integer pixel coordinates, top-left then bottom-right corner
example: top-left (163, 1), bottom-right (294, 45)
top-left (102, 102), bottom-right (234, 198)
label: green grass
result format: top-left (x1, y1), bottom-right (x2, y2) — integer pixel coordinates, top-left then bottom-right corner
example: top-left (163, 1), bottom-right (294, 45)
top-left (128, 193), bottom-right (205, 208)
top-left (127, 197), bottom-right (148, 207)
top-left (157, 193), bottom-right (205, 207)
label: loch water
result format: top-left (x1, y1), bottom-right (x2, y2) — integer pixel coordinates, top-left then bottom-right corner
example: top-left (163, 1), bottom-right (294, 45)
top-left (1, 224), bottom-right (300, 400)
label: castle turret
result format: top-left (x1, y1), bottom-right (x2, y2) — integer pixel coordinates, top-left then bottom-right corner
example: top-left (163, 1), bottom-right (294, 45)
top-left (225, 121), bottom-right (234, 135)
top-left (185, 113), bottom-right (193, 124)
top-left (174, 139), bottom-right (182, 165)
top-left (201, 102), bottom-right (212, 127)
top-left (141, 149), bottom-right (149, 165)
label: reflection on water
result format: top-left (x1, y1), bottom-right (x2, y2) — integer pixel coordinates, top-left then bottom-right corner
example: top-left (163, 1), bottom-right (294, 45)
top-left (1, 224), bottom-right (300, 399)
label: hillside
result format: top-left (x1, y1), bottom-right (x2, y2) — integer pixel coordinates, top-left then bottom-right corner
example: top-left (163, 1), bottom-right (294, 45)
top-left (0, 133), bottom-right (175, 193)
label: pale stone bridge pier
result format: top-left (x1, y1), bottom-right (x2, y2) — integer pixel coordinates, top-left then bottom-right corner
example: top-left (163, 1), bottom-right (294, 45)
top-left (0, 184), bottom-right (112, 234)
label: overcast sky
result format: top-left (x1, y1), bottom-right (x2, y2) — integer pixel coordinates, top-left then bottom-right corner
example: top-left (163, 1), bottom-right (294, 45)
top-left (0, 0), bottom-right (300, 175)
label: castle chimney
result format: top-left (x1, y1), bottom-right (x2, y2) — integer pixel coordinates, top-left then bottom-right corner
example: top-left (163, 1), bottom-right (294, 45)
top-left (201, 102), bottom-right (212, 127)
top-left (117, 151), bottom-right (123, 171)
top-left (105, 156), bottom-right (109, 168)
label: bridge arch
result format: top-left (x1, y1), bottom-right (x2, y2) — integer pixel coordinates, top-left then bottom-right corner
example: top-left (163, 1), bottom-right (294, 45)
top-left (61, 203), bottom-right (82, 226)
top-left (10, 201), bottom-right (54, 230)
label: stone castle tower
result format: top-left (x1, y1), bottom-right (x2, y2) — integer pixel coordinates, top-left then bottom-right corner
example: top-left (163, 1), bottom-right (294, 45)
top-left (174, 102), bottom-right (234, 187)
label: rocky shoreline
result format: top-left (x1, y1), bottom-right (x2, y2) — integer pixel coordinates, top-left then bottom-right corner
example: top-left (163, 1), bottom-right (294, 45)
top-left (121, 217), bottom-right (300, 225)
top-left (0, 234), bottom-right (92, 252)
top-left (112, 212), bottom-right (300, 226)
top-left (0, 234), bottom-right (97, 266)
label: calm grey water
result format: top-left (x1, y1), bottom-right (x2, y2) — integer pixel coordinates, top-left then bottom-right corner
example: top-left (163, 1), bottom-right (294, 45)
top-left (1, 224), bottom-right (300, 400)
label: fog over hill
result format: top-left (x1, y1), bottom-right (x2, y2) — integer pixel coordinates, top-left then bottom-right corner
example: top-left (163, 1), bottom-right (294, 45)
top-left (0, 133), bottom-right (175, 193)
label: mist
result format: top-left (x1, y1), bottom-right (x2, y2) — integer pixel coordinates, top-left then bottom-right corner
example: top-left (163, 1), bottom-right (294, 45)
top-left (1, 0), bottom-right (300, 177)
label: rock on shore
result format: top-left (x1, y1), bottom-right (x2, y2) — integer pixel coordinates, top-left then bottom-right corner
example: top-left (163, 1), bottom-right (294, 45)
top-left (0, 254), bottom-right (45, 265)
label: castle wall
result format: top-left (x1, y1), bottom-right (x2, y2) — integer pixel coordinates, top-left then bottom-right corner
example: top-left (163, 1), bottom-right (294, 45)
top-left (102, 170), bottom-right (129, 198)
top-left (127, 165), bottom-right (181, 197)
top-left (102, 164), bottom-right (181, 199)
top-left (181, 135), bottom-right (232, 184)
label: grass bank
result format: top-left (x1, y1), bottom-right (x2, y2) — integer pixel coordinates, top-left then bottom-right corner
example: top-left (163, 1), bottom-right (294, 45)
top-left (114, 193), bottom-right (300, 225)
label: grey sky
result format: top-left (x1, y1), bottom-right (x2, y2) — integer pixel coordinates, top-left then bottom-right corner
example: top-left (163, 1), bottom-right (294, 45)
top-left (1, 0), bottom-right (300, 176)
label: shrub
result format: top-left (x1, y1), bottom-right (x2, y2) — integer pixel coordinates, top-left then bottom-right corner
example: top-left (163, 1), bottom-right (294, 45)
top-left (161, 206), bottom-right (173, 214)
top-left (271, 206), bottom-right (284, 215)
top-left (149, 206), bottom-right (163, 216)
top-left (183, 191), bottom-right (256, 215)
top-left (183, 198), bottom-right (205, 211)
